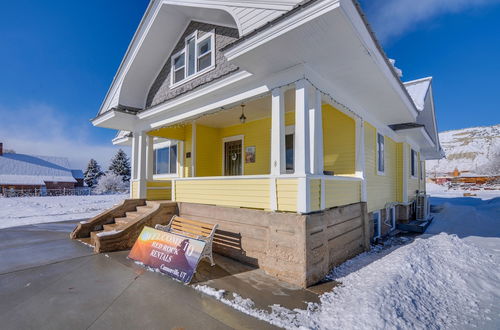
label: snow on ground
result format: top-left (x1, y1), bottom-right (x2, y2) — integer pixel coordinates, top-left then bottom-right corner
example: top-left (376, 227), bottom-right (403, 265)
top-left (196, 187), bottom-right (500, 329)
top-left (0, 194), bottom-right (127, 229)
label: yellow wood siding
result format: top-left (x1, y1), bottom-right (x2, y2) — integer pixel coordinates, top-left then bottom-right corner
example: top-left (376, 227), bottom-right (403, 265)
top-left (220, 118), bottom-right (271, 175)
top-left (322, 104), bottom-right (356, 175)
top-left (310, 179), bottom-right (321, 212)
top-left (175, 179), bottom-right (270, 209)
top-left (276, 178), bottom-right (298, 212)
top-left (364, 123), bottom-right (398, 212)
top-left (196, 125), bottom-right (221, 176)
top-left (324, 180), bottom-right (361, 208)
top-left (146, 189), bottom-right (171, 200)
top-left (148, 125), bottom-right (187, 141)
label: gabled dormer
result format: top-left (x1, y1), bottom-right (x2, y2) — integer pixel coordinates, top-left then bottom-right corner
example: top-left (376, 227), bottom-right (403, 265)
top-left (146, 21), bottom-right (239, 108)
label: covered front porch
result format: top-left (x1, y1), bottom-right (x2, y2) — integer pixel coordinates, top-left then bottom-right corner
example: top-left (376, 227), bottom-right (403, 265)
top-left (130, 80), bottom-right (364, 214)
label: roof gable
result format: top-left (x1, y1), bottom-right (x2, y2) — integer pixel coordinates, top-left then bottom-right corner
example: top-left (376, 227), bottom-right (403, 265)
top-left (404, 77), bottom-right (432, 111)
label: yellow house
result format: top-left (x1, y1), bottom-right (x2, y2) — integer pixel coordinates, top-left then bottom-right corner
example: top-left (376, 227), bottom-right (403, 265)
top-left (89, 0), bottom-right (444, 287)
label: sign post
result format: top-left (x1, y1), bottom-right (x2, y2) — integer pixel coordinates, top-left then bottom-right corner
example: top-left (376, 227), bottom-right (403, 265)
top-left (128, 226), bottom-right (206, 283)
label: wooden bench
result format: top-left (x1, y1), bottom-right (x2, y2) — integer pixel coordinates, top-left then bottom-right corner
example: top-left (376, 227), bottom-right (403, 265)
top-left (155, 215), bottom-right (218, 266)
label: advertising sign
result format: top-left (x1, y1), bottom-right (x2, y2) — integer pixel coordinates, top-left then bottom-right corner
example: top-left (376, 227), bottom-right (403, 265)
top-left (128, 226), bottom-right (206, 283)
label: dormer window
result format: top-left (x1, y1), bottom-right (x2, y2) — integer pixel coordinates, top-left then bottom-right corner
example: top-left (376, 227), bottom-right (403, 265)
top-left (171, 30), bottom-right (215, 86)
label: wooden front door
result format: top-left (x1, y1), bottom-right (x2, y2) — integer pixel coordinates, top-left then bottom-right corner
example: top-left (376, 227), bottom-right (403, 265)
top-left (224, 139), bottom-right (242, 176)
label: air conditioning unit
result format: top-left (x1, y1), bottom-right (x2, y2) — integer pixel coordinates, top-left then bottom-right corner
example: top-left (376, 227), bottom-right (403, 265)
top-left (415, 193), bottom-right (430, 221)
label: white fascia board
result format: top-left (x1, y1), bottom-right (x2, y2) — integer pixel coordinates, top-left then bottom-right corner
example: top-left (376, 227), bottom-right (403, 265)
top-left (224, 0), bottom-right (341, 61)
top-left (338, 0), bottom-right (418, 121)
top-left (168, 0), bottom-right (298, 11)
top-left (92, 110), bottom-right (138, 131)
top-left (112, 136), bottom-right (133, 146)
top-left (138, 70), bottom-right (252, 120)
top-left (137, 64), bottom-right (306, 130)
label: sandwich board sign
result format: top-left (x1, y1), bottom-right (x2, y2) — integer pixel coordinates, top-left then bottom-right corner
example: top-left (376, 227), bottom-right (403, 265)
top-left (128, 226), bottom-right (206, 283)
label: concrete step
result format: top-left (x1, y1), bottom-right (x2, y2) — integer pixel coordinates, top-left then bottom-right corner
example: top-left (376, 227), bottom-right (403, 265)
top-left (396, 216), bottom-right (434, 233)
top-left (90, 231), bottom-right (104, 245)
top-left (125, 211), bottom-right (142, 218)
top-left (114, 217), bottom-right (135, 225)
top-left (103, 223), bottom-right (126, 231)
top-left (136, 205), bottom-right (154, 213)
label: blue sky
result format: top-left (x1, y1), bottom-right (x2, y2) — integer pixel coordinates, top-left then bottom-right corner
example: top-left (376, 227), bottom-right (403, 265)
top-left (0, 0), bottom-right (499, 169)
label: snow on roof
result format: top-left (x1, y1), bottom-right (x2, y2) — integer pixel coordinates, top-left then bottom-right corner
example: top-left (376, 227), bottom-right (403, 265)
top-left (0, 153), bottom-right (78, 185)
top-left (71, 169), bottom-right (84, 180)
top-left (404, 77), bottom-right (432, 111)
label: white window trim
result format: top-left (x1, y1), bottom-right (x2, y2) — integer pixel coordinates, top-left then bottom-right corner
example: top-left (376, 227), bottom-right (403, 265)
top-left (373, 211), bottom-right (382, 240)
top-left (221, 135), bottom-right (244, 176)
top-left (152, 140), bottom-right (179, 178)
top-left (410, 149), bottom-right (417, 179)
top-left (169, 30), bottom-right (216, 88)
top-left (376, 132), bottom-right (385, 176)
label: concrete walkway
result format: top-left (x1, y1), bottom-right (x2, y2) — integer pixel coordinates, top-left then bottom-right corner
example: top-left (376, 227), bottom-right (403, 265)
top-left (0, 220), bottom-right (277, 330)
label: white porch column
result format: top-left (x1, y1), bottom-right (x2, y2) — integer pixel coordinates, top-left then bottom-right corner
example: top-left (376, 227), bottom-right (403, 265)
top-left (295, 79), bottom-right (311, 213)
top-left (271, 87), bottom-right (285, 175)
top-left (355, 118), bottom-right (367, 202)
top-left (137, 131), bottom-right (148, 199)
top-left (309, 87), bottom-right (323, 175)
top-left (130, 132), bottom-right (140, 198)
top-left (145, 135), bottom-right (154, 181)
top-left (191, 121), bottom-right (196, 177)
top-left (294, 79), bottom-right (311, 176)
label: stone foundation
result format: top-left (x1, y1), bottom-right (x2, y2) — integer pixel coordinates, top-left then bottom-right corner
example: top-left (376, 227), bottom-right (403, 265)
top-left (178, 202), bottom-right (370, 287)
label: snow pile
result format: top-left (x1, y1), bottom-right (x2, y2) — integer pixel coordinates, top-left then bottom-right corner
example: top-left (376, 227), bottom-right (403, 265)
top-left (427, 124), bottom-right (500, 176)
top-left (0, 194), bottom-right (126, 229)
top-left (426, 182), bottom-right (500, 200)
top-left (194, 194), bottom-right (500, 329)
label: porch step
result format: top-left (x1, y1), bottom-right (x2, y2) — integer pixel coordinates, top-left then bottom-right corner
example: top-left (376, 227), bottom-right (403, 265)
top-left (90, 230), bottom-right (104, 245)
top-left (103, 223), bottom-right (126, 231)
top-left (136, 205), bottom-right (154, 213)
top-left (114, 217), bottom-right (135, 225)
top-left (396, 216), bottom-right (433, 233)
top-left (125, 211), bottom-right (142, 219)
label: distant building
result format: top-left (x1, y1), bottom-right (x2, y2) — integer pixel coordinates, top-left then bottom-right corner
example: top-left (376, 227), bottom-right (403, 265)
top-left (0, 143), bottom-right (85, 195)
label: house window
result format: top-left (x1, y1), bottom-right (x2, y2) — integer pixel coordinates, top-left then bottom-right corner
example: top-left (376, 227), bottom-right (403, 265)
top-left (171, 30), bottom-right (215, 86)
top-left (285, 133), bottom-right (294, 172)
top-left (420, 161), bottom-right (424, 180)
top-left (411, 149), bottom-right (417, 177)
top-left (377, 133), bottom-right (384, 173)
top-left (154, 144), bottom-right (177, 175)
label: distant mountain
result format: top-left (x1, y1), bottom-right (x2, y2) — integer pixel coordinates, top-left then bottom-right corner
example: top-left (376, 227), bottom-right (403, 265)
top-left (427, 124), bottom-right (500, 177)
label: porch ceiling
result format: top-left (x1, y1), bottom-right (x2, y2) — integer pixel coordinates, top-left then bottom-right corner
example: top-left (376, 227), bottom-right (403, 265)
top-left (191, 89), bottom-right (295, 128)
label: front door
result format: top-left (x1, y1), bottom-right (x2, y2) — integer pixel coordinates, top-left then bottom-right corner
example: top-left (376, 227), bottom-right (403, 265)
top-left (224, 139), bottom-right (242, 176)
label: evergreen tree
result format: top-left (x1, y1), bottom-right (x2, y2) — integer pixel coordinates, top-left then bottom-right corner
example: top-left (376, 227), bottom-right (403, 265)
top-left (108, 149), bottom-right (131, 182)
top-left (84, 159), bottom-right (104, 188)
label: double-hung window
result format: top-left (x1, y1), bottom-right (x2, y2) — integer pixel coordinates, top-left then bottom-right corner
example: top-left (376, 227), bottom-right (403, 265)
top-left (153, 143), bottom-right (178, 175)
top-left (377, 133), bottom-right (385, 174)
top-left (411, 149), bottom-right (417, 177)
top-left (171, 30), bottom-right (215, 86)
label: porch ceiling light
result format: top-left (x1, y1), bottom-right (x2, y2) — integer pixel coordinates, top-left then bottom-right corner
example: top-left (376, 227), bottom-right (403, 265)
top-left (239, 104), bottom-right (246, 124)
